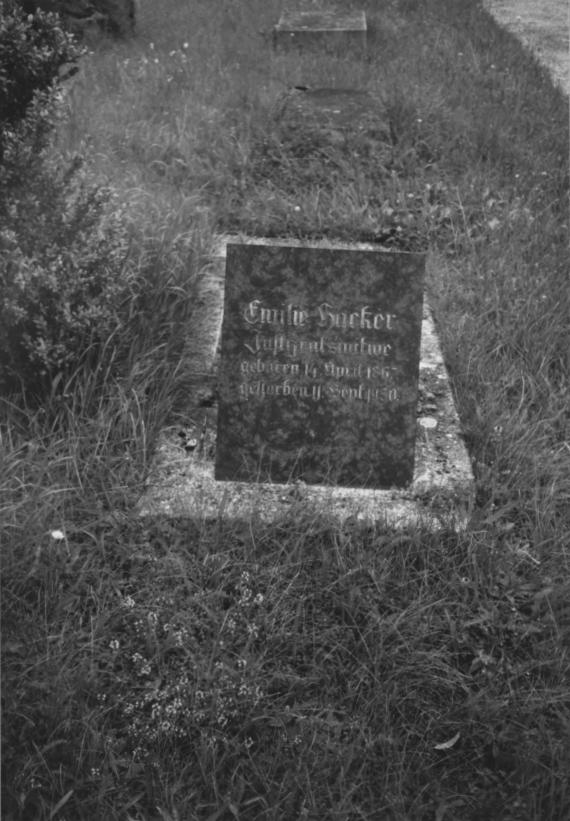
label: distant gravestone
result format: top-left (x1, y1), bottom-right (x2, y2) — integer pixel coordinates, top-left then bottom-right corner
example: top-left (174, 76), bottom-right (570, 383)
top-left (284, 88), bottom-right (381, 132)
top-left (274, 10), bottom-right (367, 53)
top-left (215, 241), bottom-right (425, 489)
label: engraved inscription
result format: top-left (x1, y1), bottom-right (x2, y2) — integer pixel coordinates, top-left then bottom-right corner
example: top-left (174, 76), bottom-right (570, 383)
top-left (238, 298), bottom-right (401, 405)
top-left (215, 242), bottom-right (425, 488)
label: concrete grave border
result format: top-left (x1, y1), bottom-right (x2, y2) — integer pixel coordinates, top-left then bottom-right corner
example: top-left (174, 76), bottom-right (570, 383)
top-left (138, 237), bottom-right (475, 530)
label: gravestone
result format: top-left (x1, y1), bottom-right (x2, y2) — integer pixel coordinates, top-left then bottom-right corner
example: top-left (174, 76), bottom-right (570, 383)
top-left (274, 10), bottom-right (367, 54)
top-left (284, 87), bottom-right (382, 132)
top-left (215, 241), bottom-right (425, 489)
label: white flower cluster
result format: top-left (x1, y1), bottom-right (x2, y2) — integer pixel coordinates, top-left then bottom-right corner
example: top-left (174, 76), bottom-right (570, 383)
top-left (115, 570), bottom-right (267, 759)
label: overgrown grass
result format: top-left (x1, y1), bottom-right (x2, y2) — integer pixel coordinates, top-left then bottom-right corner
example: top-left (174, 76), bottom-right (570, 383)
top-left (2, 0), bottom-right (569, 819)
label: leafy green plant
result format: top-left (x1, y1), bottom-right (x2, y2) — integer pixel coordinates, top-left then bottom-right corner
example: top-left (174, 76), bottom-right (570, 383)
top-left (0, 158), bottom-right (135, 399)
top-left (0, 4), bottom-right (137, 400)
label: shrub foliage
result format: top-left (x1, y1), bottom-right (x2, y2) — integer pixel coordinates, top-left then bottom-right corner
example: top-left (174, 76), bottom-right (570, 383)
top-left (0, 3), bottom-right (134, 399)
top-left (0, 1), bottom-right (80, 152)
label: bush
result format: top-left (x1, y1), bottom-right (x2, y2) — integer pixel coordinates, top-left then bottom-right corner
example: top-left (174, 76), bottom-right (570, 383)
top-left (0, 3), bottom-right (135, 401)
top-left (0, 2), bottom-right (81, 157)
top-left (0, 159), bottom-right (135, 399)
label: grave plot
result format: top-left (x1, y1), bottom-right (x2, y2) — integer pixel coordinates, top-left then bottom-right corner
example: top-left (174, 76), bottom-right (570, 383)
top-left (139, 238), bottom-right (474, 529)
top-left (137, 4), bottom-right (474, 529)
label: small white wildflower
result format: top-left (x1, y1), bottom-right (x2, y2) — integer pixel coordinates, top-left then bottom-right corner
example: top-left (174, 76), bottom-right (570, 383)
top-left (50, 529), bottom-right (65, 540)
top-left (123, 596), bottom-right (135, 609)
top-left (183, 42), bottom-right (189, 49)
top-left (254, 593), bottom-right (264, 605)
top-left (109, 639), bottom-right (120, 651)
top-left (149, 42), bottom-right (154, 50)
top-left (148, 611), bottom-right (158, 628)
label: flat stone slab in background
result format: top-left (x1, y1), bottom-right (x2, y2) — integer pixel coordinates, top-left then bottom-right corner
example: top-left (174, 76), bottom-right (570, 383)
top-left (274, 10), bottom-right (367, 53)
top-left (138, 238), bottom-right (475, 530)
top-left (283, 87), bottom-right (386, 132)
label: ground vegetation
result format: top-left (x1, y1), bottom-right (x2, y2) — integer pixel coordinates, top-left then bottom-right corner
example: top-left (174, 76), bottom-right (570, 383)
top-left (1, 1), bottom-right (569, 819)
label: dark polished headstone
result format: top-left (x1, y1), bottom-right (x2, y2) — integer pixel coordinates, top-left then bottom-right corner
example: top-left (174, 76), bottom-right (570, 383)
top-left (215, 241), bottom-right (425, 489)
top-left (274, 10), bottom-right (367, 54)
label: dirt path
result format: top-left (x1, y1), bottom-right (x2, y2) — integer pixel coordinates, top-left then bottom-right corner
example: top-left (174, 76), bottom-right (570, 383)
top-left (483, 0), bottom-right (569, 93)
